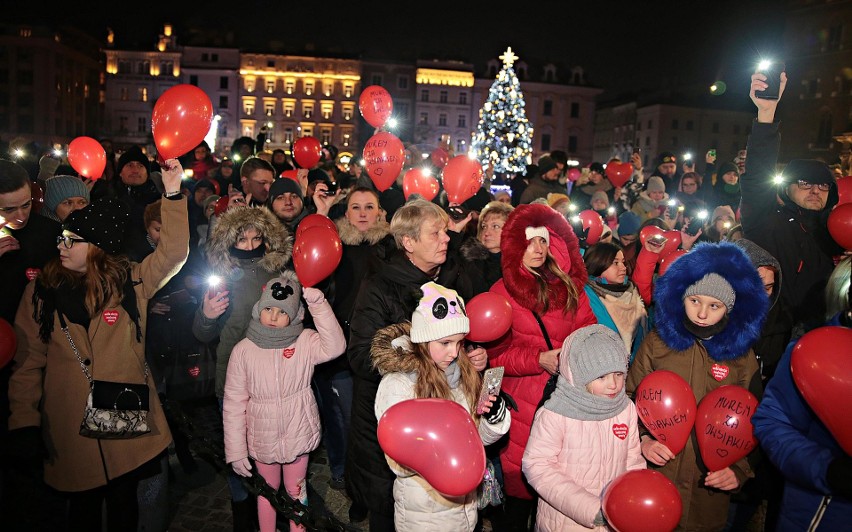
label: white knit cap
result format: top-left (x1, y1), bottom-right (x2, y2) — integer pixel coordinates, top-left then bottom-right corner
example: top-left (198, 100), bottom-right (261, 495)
top-left (525, 226), bottom-right (550, 245)
top-left (410, 282), bottom-right (470, 344)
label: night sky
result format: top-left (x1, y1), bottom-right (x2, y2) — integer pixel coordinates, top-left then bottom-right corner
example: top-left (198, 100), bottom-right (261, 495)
top-left (11, 0), bottom-right (787, 101)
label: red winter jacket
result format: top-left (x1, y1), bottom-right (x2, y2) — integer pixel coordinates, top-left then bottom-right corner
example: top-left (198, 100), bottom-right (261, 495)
top-left (487, 204), bottom-right (596, 499)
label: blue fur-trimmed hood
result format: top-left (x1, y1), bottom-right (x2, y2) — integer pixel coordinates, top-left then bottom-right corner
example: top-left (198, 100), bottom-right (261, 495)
top-left (654, 242), bottom-right (768, 361)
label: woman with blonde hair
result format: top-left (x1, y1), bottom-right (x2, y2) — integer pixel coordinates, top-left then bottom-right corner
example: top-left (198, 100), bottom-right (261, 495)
top-left (487, 203), bottom-right (596, 530)
top-left (460, 200), bottom-right (514, 295)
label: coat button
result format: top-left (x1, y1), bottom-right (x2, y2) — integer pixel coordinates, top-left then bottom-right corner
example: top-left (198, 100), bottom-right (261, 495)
top-left (83, 359), bottom-right (91, 366)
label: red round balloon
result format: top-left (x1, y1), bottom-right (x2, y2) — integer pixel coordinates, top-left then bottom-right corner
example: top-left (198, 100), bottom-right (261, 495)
top-left (660, 230), bottom-right (682, 258)
top-left (280, 169), bottom-right (299, 182)
top-left (363, 132), bottom-right (405, 192)
top-left (358, 85), bottom-right (394, 129)
top-left (605, 161), bottom-right (634, 188)
top-left (377, 398), bottom-right (485, 497)
top-left (791, 326), bottom-right (852, 455)
top-left (696, 385), bottom-right (758, 472)
top-left (836, 175), bottom-right (851, 206)
top-left (602, 469), bottom-right (682, 532)
top-left (67, 136), bottom-right (107, 179)
top-left (30, 181), bottom-right (44, 214)
top-left (639, 225), bottom-right (665, 246)
top-left (578, 210), bottom-right (605, 246)
top-left (658, 249), bottom-right (688, 276)
top-left (442, 156), bottom-right (484, 204)
top-left (0, 317), bottom-right (16, 369)
top-left (292, 226), bottom-right (342, 288)
top-left (566, 167), bottom-right (582, 182)
top-left (295, 213), bottom-right (338, 239)
top-left (634, 370), bottom-right (697, 455)
top-left (430, 148), bottom-right (449, 169)
top-left (828, 202), bottom-right (852, 250)
top-left (466, 292), bottom-right (513, 343)
top-left (292, 137), bottom-right (322, 169)
top-left (152, 84), bottom-right (214, 160)
top-left (402, 168), bottom-right (440, 201)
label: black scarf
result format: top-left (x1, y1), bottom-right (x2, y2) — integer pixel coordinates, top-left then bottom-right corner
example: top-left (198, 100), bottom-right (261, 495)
top-left (229, 246), bottom-right (266, 260)
top-left (683, 314), bottom-right (730, 340)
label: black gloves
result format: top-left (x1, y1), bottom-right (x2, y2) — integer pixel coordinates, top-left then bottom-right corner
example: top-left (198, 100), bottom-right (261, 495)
top-left (826, 455), bottom-right (852, 499)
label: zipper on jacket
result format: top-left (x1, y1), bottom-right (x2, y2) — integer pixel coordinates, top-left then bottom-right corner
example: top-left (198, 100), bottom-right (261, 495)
top-left (807, 496), bottom-right (831, 532)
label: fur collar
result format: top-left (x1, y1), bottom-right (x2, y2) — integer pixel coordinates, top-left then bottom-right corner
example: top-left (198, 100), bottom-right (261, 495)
top-left (500, 204), bottom-right (588, 312)
top-left (653, 242), bottom-right (768, 361)
top-left (371, 322), bottom-right (423, 375)
top-left (205, 206), bottom-right (292, 275)
top-left (460, 237), bottom-right (491, 261)
top-left (335, 216), bottom-right (391, 246)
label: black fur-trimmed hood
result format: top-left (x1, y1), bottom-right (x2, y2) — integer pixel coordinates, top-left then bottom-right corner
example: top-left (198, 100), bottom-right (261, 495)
top-left (653, 242), bottom-right (768, 361)
top-left (205, 206), bottom-right (292, 275)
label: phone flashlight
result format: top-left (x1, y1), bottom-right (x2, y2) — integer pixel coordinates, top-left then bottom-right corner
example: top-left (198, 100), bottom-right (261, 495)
top-left (207, 275), bottom-right (222, 297)
top-left (53, 149), bottom-right (63, 158)
top-left (607, 207), bottom-right (616, 215)
top-left (723, 221), bottom-right (732, 229)
top-left (697, 210), bottom-right (709, 220)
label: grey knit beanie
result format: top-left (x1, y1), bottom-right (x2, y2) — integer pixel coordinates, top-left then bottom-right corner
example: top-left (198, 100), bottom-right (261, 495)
top-left (646, 175), bottom-right (666, 194)
top-left (252, 272), bottom-right (303, 321)
top-left (563, 324), bottom-right (629, 387)
top-left (44, 175), bottom-right (90, 213)
top-left (683, 272), bottom-right (736, 312)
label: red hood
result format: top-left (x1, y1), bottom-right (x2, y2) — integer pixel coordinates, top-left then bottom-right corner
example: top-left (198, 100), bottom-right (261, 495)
top-left (500, 204), bottom-right (588, 312)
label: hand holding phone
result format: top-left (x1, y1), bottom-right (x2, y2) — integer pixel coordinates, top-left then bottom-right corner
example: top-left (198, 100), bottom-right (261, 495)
top-left (477, 367), bottom-right (505, 414)
top-left (447, 205), bottom-right (469, 222)
top-left (756, 61), bottom-right (785, 100)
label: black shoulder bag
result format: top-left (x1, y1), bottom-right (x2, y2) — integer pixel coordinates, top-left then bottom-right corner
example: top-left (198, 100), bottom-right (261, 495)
top-left (532, 311), bottom-right (559, 410)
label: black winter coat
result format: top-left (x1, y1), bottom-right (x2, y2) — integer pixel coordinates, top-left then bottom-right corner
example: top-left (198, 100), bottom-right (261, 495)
top-left (345, 251), bottom-right (473, 516)
top-left (740, 121), bottom-right (843, 327)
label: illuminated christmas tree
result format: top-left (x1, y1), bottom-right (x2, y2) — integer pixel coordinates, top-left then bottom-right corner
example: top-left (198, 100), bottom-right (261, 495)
top-left (471, 47), bottom-right (534, 175)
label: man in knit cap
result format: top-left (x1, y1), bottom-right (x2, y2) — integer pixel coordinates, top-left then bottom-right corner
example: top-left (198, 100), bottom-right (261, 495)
top-left (267, 177), bottom-right (308, 232)
top-left (650, 151), bottom-right (681, 194)
top-left (519, 156), bottom-right (566, 204)
top-left (630, 175), bottom-right (668, 223)
top-left (741, 70), bottom-right (844, 328)
top-left (43, 175), bottom-right (90, 222)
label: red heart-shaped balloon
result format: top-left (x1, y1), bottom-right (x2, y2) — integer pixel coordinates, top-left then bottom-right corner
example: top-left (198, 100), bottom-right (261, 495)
top-left (603, 469), bottom-right (682, 532)
top-left (442, 156), bottom-right (484, 204)
top-left (828, 203), bottom-right (852, 250)
top-left (377, 398), bottom-right (485, 497)
top-left (292, 226), bottom-right (342, 287)
top-left (363, 132), bottom-right (405, 192)
top-left (465, 292), bottom-right (513, 343)
top-left (605, 161), bottom-right (634, 188)
top-left (403, 168), bottom-right (439, 201)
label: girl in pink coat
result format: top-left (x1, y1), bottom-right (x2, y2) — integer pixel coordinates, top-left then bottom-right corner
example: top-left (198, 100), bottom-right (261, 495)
top-left (523, 325), bottom-right (645, 531)
top-left (223, 271), bottom-right (346, 532)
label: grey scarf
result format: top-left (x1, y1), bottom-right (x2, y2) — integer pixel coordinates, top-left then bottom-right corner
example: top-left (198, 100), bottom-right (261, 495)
top-left (544, 376), bottom-right (630, 421)
top-left (246, 318), bottom-right (304, 350)
top-left (444, 360), bottom-right (461, 389)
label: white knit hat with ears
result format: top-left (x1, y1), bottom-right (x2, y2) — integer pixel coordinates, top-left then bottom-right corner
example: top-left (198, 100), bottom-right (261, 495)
top-left (410, 282), bottom-right (470, 344)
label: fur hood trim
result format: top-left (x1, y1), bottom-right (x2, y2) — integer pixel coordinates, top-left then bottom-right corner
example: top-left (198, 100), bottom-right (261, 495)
top-left (205, 206), bottom-right (292, 275)
top-left (371, 322), bottom-right (423, 376)
top-left (500, 204), bottom-right (588, 312)
top-left (335, 216), bottom-right (391, 246)
top-left (460, 237), bottom-right (491, 261)
top-left (654, 242), bottom-right (768, 361)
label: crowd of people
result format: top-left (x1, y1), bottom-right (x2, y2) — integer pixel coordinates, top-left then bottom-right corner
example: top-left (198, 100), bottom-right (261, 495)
top-left (0, 71), bottom-right (849, 532)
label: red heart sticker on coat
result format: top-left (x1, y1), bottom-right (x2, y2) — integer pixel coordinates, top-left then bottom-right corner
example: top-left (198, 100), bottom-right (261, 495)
top-left (188, 366), bottom-right (200, 377)
top-left (282, 348), bottom-right (295, 359)
top-left (25, 268), bottom-right (41, 281)
top-left (711, 364), bottom-right (729, 381)
top-left (612, 423), bottom-right (628, 440)
top-left (102, 310), bottom-right (119, 325)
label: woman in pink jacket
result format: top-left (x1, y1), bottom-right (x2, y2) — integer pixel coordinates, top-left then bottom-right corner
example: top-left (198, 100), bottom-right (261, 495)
top-left (488, 203), bottom-right (596, 530)
top-left (522, 325), bottom-right (645, 531)
top-left (223, 271), bottom-right (346, 532)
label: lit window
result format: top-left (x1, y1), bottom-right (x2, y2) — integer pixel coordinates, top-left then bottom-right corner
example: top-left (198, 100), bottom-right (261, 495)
top-left (305, 80), bottom-right (315, 96)
top-left (285, 79), bottom-right (295, 94)
top-left (344, 83), bottom-right (354, 98)
top-left (266, 79), bottom-right (275, 93)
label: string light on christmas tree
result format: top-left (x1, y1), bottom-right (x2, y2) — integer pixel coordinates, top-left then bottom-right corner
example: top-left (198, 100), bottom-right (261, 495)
top-left (470, 47), bottom-right (534, 174)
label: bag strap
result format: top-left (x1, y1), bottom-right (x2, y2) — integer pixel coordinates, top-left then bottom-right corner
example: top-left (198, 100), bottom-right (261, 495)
top-left (531, 311), bottom-right (553, 350)
top-left (57, 312), bottom-right (148, 385)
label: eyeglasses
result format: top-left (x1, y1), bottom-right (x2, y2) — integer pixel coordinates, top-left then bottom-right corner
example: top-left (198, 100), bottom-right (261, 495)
top-left (57, 235), bottom-right (87, 248)
top-left (796, 180), bottom-right (830, 191)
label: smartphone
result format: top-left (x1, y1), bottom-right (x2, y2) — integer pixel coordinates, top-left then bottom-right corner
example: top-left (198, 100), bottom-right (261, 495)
top-left (633, 147), bottom-right (642, 155)
top-left (648, 234), bottom-right (668, 246)
top-left (756, 61), bottom-right (785, 100)
top-left (666, 200), bottom-right (679, 219)
top-left (708, 149), bottom-right (717, 158)
top-left (477, 367), bottom-right (505, 413)
top-left (447, 205), bottom-right (469, 221)
top-left (686, 216), bottom-right (704, 236)
top-left (324, 181), bottom-right (339, 195)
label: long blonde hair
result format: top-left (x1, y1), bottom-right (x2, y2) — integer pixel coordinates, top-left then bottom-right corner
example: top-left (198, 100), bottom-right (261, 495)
top-left (524, 251), bottom-right (580, 314)
top-left (412, 340), bottom-right (483, 419)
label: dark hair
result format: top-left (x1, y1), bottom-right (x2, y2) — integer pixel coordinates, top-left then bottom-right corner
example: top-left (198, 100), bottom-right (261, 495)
top-left (584, 242), bottom-right (626, 277)
top-left (239, 156), bottom-right (275, 179)
top-left (0, 159), bottom-right (31, 194)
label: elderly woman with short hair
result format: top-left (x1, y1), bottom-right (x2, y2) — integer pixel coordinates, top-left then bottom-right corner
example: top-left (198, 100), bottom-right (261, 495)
top-left (344, 198), bottom-right (481, 529)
